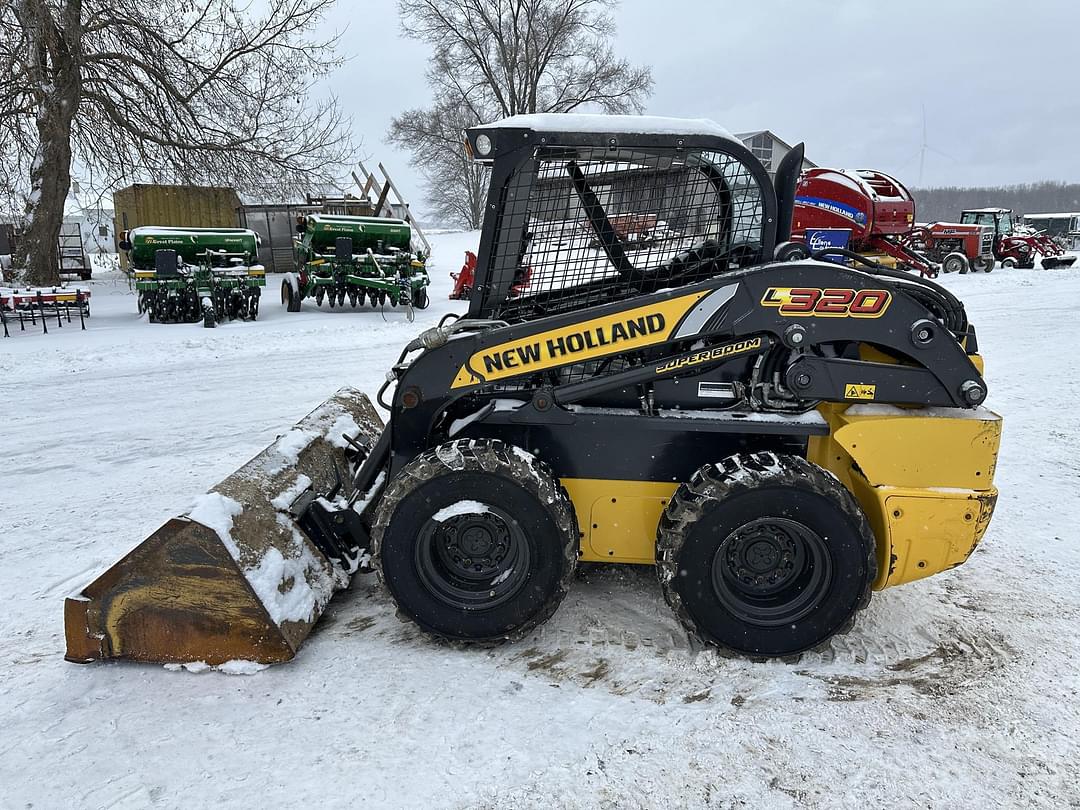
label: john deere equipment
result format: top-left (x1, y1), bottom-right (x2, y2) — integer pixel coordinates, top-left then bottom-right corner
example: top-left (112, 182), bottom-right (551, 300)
top-left (281, 213), bottom-right (430, 316)
top-left (122, 226), bottom-right (265, 327)
top-left (67, 114), bottom-right (1001, 666)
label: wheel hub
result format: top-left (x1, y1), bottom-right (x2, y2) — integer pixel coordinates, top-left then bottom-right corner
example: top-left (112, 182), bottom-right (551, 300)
top-left (417, 506), bottom-right (530, 609)
top-left (436, 515), bottom-right (512, 579)
top-left (723, 522), bottom-right (802, 595)
top-left (711, 517), bottom-right (831, 626)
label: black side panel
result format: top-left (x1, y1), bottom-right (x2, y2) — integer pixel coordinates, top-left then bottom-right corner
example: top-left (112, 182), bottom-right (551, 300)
top-left (458, 418), bottom-right (808, 483)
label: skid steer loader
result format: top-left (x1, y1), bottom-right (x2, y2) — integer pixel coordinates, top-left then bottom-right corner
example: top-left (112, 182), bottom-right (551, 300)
top-left (65, 114), bottom-right (1001, 665)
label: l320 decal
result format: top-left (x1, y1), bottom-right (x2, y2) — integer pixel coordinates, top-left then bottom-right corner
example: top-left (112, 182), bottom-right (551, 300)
top-left (760, 287), bottom-right (891, 318)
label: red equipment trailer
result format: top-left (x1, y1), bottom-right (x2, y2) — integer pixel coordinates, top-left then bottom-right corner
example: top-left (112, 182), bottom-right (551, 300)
top-left (961, 208), bottom-right (1077, 269)
top-left (789, 168), bottom-right (938, 277)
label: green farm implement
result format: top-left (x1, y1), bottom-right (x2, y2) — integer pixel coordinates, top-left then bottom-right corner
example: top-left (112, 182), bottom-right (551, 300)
top-left (281, 214), bottom-right (430, 317)
top-left (122, 227), bottom-right (266, 328)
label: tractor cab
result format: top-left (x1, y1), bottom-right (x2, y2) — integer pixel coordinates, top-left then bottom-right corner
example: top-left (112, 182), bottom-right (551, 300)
top-left (961, 207), bottom-right (1013, 236)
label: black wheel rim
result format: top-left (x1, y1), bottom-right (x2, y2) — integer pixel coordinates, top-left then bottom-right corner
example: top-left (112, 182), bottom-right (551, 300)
top-left (711, 517), bottom-right (832, 628)
top-left (415, 505), bottom-right (531, 610)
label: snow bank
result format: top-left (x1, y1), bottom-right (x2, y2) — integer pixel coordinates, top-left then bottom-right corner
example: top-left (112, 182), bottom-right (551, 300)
top-left (164, 660), bottom-right (266, 675)
top-left (216, 660), bottom-right (269, 676)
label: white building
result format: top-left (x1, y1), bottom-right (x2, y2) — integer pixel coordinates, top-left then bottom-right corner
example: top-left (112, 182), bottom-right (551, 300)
top-left (735, 131), bottom-right (817, 179)
top-left (64, 208), bottom-right (116, 255)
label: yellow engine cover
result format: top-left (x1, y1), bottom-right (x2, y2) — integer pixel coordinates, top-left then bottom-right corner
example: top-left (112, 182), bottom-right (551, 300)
top-left (809, 402), bottom-right (1002, 588)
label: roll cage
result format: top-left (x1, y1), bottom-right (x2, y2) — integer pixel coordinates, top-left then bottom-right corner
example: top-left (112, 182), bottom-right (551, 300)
top-left (463, 120), bottom-right (793, 323)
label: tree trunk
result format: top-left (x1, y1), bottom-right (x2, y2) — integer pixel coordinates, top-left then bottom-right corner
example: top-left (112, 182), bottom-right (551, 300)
top-left (16, 0), bottom-right (82, 287)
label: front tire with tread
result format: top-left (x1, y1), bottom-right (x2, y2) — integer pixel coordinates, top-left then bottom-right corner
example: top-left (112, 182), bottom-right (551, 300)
top-left (372, 439), bottom-right (577, 643)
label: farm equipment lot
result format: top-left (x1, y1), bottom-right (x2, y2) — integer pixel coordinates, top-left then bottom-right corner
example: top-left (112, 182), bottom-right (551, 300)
top-left (2, 232), bottom-right (1078, 808)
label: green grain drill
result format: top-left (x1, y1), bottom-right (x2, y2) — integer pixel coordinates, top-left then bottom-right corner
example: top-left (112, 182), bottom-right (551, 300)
top-left (121, 227), bottom-right (266, 327)
top-left (281, 214), bottom-right (431, 316)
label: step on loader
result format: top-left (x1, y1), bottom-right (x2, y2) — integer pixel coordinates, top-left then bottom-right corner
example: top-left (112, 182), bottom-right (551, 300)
top-left (66, 114), bottom-right (1002, 666)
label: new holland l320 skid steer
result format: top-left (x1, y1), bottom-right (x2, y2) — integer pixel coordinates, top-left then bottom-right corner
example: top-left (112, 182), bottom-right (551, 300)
top-left (65, 114), bottom-right (1001, 666)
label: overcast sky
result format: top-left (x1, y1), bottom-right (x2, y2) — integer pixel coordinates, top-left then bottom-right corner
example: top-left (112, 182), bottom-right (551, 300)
top-left (316, 0), bottom-right (1080, 220)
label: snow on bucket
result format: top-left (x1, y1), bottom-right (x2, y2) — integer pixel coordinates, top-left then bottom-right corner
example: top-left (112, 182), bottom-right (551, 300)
top-left (64, 387), bottom-right (384, 666)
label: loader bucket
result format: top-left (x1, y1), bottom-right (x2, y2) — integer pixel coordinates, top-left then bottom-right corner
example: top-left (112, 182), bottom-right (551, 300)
top-left (64, 387), bottom-right (384, 666)
top-left (1041, 255), bottom-right (1076, 269)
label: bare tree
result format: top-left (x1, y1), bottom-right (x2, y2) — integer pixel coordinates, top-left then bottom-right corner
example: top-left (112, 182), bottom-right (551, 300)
top-left (0, 0), bottom-right (351, 285)
top-left (389, 0), bottom-right (652, 228)
top-left (389, 101), bottom-right (489, 229)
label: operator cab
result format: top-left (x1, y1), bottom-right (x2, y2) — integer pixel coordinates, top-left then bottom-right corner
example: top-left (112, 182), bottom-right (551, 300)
top-left (463, 114), bottom-right (794, 323)
top-left (961, 207), bottom-right (1013, 236)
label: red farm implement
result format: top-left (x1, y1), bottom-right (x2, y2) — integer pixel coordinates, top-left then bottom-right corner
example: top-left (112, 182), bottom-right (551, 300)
top-left (788, 168), bottom-right (938, 277)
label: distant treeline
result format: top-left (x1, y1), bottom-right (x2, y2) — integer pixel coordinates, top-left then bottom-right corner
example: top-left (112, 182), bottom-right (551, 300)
top-left (911, 182), bottom-right (1080, 223)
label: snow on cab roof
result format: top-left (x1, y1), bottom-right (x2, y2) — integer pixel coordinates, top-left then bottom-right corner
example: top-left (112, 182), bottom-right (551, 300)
top-left (475, 113), bottom-right (738, 142)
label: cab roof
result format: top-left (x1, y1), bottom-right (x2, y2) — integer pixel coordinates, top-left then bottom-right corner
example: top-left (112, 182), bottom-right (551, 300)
top-left (473, 113), bottom-right (738, 143)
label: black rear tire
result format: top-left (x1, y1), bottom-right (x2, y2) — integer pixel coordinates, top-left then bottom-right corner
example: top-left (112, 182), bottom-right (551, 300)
top-left (657, 451), bottom-right (876, 658)
top-left (373, 439), bottom-right (577, 643)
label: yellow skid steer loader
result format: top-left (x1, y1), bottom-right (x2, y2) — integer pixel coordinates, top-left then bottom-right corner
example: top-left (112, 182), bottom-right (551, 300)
top-left (65, 114), bottom-right (1001, 665)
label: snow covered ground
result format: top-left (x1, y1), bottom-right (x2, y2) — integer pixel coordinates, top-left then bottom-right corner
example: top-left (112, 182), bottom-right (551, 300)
top-left (2, 236), bottom-right (1079, 808)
